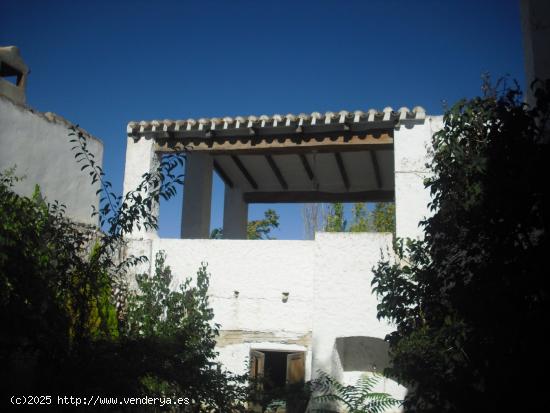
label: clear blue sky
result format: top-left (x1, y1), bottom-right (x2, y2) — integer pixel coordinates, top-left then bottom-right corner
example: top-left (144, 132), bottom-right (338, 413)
top-left (1, 0), bottom-right (526, 239)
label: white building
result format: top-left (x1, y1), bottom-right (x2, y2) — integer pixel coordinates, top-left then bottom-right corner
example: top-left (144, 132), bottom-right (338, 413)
top-left (0, 46), bottom-right (103, 226)
top-left (122, 109), bottom-right (443, 409)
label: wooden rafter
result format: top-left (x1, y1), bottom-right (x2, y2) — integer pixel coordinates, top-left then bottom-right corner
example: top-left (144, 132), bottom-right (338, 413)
top-left (231, 155), bottom-right (258, 190)
top-left (265, 155), bottom-right (288, 190)
top-left (370, 150), bottom-right (382, 189)
top-left (299, 154), bottom-right (315, 181)
top-left (334, 152), bottom-right (350, 191)
top-left (213, 160), bottom-right (233, 188)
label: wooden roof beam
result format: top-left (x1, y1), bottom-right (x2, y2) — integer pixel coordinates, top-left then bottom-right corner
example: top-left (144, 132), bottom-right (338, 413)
top-left (334, 152), bottom-right (350, 191)
top-left (244, 190), bottom-right (394, 203)
top-left (231, 155), bottom-right (258, 190)
top-left (213, 160), bottom-right (233, 188)
top-left (299, 153), bottom-right (315, 182)
top-left (265, 155), bottom-right (288, 190)
top-left (370, 150), bottom-right (382, 189)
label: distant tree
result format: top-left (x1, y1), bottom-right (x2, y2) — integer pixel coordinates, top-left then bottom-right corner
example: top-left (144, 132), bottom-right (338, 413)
top-left (324, 202), bottom-right (346, 232)
top-left (369, 203), bottom-right (395, 233)
top-left (210, 208), bottom-right (280, 240)
top-left (302, 203), bottom-right (327, 239)
top-left (323, 202), bottom-right (395, 233)
top-left (371, 79), bottom-right (549, 412)
top-left (247, 208), bottom-right (280, 239)
top-left (210, 227), bottom-right (223, 239)
top-left (349, 203), bottom-right (370, 232)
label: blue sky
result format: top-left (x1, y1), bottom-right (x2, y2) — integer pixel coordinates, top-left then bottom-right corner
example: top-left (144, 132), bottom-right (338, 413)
top-left (1, 0), bottom-right (526, 239)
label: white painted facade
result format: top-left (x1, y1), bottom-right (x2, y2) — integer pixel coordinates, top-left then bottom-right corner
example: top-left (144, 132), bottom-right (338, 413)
top-left (0, 95), bottom-right (103, 225)
top-left (126, 233), bottom-right (406, 401)
top-left (123, 114), bottom-right (442, 409)
top-left (394, 116), bottom-right (443, 239)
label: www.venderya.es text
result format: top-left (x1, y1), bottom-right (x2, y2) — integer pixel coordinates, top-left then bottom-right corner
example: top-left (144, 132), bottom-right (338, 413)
top-left (10, 395), bottom-right (190, 407)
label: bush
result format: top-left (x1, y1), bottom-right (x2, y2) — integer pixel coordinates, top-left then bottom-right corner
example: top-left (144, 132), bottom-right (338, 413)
top-left (371, 79), bottom-right (549, 412)
top-left (0, 126), bottom-right (248, 410)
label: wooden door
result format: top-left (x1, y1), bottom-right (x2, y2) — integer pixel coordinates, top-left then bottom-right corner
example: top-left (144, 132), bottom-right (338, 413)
top-left (249, 350), bottom-right (265, 412)
top-left (286, 352), bottom-right (305, 384)
top-left (250, 350), bottom-right (265, 380)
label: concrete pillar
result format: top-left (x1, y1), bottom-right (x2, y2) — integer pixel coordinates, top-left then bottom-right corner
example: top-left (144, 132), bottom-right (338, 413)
top-left (122, 136), bottom-right (160, 239)
top-left (180, 152), bottom-right (213, 239)
top-left (223, 186), bottom-right (248, 239)
top-left (394, 117), bottom-right (443, 239)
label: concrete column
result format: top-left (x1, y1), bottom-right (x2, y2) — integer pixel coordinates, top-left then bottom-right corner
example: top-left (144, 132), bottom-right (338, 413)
top-left (222, 186), bottom-right (248, 239)
top-left (394, 117), bottom-right (442, 239)
top-left (180, 152), bottom-right (213, 239)
top-left (122, 136), bottom-right (160, 240)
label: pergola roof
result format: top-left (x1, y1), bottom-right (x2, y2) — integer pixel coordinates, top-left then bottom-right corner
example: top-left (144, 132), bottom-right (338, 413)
top-left (127, 107), bottom-right (427, 203)
top-left (127, 107), bottom-right (426, 140)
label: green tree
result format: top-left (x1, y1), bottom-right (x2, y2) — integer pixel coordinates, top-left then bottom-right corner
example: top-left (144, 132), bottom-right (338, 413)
top-left (247, 208), bottom-right (280, 239)
top-left (349, 203), bottom-right (370, 232)
top-left (123, 251), bottom-right (246, 409)
top-left (369, 203), bottom-right (395, 233)
top-left (371, 80), bottom-right (549, 412)
top-left (325, 202), bottom-right (346, 232)
top-left (0, 127), bottom-right (249, 409)
top-left (210, 208), bottom-right (280, 240)
top-left (324, 202), bottom-right (395, 233)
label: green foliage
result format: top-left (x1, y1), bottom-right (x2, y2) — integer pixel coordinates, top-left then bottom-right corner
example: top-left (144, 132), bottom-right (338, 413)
top-left (369, 203), bottom-right (395, 233)
top-left (0, 171), bottom-right (119, 393)
top-left (246, 376), bottom-right (310, 413)
top-left (349, 203), bottom-right (370, 232)
top-left (310, 371), bottom-right (401, 413)
top-left (1, 127), bottom-right (249, 409)
top-left (325, 203), bottom-right (346, 232)
top-left (325, 202), bottom-right (395, 233)
top-left (247, 208), bottom-right (280, 239)
top-left (210, 208), bottom-right (280, 240)
top-left (121, 251), bottom-right (247, 409)
top-left (371, 79), bottom-right (549, 412)
top-left (210, 226), bottom-right (224, 239)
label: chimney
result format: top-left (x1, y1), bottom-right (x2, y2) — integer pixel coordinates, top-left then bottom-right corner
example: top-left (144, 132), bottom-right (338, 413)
top-left (0, 46), bottom-right (29, 105)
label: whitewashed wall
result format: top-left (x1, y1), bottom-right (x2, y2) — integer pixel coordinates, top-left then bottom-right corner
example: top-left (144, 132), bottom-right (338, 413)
top-left (0, 96), bottom-right (103, 225)
top-left (127, 232), bottom-right (406, 401)
top-left (394, 116), bottom-right (443, 239)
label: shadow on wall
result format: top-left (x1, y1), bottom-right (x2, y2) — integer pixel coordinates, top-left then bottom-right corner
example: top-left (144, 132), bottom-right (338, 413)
top-left (335, 336), bottom-right (391, 374)
top-left (333, 336), bottom-right (408, 405)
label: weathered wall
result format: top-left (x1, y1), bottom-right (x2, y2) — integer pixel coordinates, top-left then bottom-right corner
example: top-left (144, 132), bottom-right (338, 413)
top-left (0, 96), bottom-right (103, 225)
top-left (146, 237), bottom-right (315, 377)
top-left (127, 232), bottom-right (406, 400)
top-left (312, 232), bottom-right (407, 407)
top-left (312, 232), bottom-right (394, 372)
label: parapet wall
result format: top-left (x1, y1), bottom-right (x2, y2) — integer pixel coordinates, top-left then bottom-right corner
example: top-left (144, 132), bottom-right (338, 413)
top-left (126, 232), bottom-right (398, 382)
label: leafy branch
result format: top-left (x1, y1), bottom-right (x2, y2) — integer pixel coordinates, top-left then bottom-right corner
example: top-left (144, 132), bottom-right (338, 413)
top-left (311, 371), bottom-right (401, 413)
